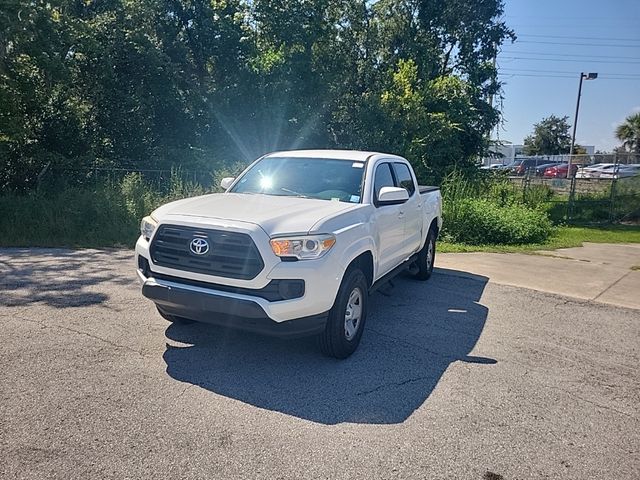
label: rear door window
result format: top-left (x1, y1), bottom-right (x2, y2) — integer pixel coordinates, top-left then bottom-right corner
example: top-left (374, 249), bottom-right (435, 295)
top-left (393, 163), bottom-right (415, 196)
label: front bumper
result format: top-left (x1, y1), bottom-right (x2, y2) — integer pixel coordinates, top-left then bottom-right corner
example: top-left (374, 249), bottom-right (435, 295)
top-left (139, 270), bottom-right (328, 338)
top-left (136, 223), bottom-right (345, 322)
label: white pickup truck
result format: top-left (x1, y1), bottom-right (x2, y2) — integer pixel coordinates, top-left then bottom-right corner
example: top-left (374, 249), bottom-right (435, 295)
top-left (136, 150), bottom-right (442, 358)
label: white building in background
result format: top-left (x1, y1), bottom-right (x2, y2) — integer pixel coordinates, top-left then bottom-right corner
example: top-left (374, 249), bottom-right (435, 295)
top-left (492, 144), bottom-right (524, 163)
top-left (486, 144), bottom-right (596, 165)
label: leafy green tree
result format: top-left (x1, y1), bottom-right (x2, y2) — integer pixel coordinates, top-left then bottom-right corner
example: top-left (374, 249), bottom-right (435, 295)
top-left (331, 0), bottom-right (513, 181)
top-left (377, 60), bottom-right (495, 182)
top-left (615, 112), bottom-right (640, 154)
top-left (522, 115), bottom-right (572, 156)
top-left (1, 0), bottom-right (515, 191)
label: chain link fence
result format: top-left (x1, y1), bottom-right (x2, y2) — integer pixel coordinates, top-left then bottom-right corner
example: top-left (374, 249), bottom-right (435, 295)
top-left (29, 155), bottom-right (640, 227)
top-left (508, 154), bottom-right (640, 224)
top-left (34, 166), bottom-right (221, 194)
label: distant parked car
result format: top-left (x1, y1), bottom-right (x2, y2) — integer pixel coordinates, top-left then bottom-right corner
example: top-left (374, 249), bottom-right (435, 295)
top-left (503, 160), bottom-right (523, 174)
top-left (513, 159), bottom-right (537, 175)
top-left (543, 163), bottom-right (578, 178)
top-left (480, 163), bottom-right (507, 170)
top-left (599, 164), bottom-right (640, 179)
top-left (533, 162), bottom-right (561, 177)
top-left (512, 159), bottom-right (562, 176)
top-left (575, 163), bottom-right (618, 179)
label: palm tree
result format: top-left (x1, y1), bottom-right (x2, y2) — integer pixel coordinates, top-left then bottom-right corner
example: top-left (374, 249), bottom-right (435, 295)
top-left (615, 113), bottom-right (640, 154)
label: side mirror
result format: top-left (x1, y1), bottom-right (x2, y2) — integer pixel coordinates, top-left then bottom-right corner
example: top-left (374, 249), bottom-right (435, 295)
top-left (377, 186), bottom-right (409, 206)
top-left (220, 177), bottom-right (235, 190)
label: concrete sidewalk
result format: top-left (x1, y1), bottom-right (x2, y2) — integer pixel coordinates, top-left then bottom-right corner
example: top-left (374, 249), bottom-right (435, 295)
top-left (437, 242), bottom-right (640, 310)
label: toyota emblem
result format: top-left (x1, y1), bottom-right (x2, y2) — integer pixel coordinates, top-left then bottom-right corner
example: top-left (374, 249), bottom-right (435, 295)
top-left (189, 237), bottom-right (209, 255)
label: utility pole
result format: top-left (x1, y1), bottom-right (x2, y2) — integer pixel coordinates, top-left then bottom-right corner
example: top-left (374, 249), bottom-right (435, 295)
top-left (568, 72), bottom-right (597, 178)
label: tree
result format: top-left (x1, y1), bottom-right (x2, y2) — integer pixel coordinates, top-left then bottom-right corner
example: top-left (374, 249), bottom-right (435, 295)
top-left (522, 115), bottom-right (572, 155)
top-left (1, 0), bottom-right (515, 190)
top-left (615, 112), bottom-right (640, 154)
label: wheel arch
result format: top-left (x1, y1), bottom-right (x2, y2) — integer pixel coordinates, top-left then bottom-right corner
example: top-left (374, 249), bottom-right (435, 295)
top-left (429, 217), bottom-right (440, 237)
top-left (345, 250), bottom-right (374, 290)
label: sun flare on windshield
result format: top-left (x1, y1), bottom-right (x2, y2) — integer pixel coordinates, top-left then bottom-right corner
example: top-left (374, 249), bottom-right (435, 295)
top-left (260, 176), bottom-right (273, 189)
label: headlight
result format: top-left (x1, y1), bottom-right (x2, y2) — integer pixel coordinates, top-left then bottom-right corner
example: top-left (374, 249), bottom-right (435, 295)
top-left (270, 234), bottom-right (336, 260)
top-left (140, 215), bottom-right (158, 241)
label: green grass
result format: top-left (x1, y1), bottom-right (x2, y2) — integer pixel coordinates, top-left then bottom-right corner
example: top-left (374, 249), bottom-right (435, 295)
top-left (439, 225), bottom-right (640, 253)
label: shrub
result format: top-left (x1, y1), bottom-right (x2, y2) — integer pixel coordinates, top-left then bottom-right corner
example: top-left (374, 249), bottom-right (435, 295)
top-left (121, 172), bottom-right (160, 220)
top-left (440, 169), bottom-right (554, 244)
top-left (523, 184), bottom-right (554, 209)
top-left (443, 198), bottom-right (553, 245)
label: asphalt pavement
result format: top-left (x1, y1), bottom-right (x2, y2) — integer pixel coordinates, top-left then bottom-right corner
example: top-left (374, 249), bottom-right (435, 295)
top-left (0, 247), bottom-right (638, 479)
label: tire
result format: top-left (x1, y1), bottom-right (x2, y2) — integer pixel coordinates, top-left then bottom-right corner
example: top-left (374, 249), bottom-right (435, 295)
top-left (156, 306), bottom-right (193, 324)
top-left (319, 269), bottom-right (368, 359)
top-left (413, 227), bottom-right (437, 281)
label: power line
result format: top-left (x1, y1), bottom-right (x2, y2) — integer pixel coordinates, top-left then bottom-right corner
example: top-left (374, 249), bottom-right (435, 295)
top-left (499, 50), bottom-right (640, 60)
top-left (499, 67), bottom-right (640, 77)
top-left (499, 73), bottom-right (577, 78)
top-left (498, 73), bottom-right (640, 81)
top-left (517, 33), bottom-right (640, 43)
top-left (517, 40), bottom-right (640, 48)
top-left (500, 73), bottom-right (640, 81)
top-left (504, 15), bottom-right (636, 20)
top-left (500, 56), bottom-right (640, 65)
top-left (507, 22), bottom-right (639, 28)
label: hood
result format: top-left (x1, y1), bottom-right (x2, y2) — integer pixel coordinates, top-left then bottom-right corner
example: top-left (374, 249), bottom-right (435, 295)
top-left (153, 193), bottom-right (360, 236)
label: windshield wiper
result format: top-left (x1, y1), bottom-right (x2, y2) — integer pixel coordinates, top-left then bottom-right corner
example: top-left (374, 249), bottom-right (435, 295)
top-left (279, 187), bottom-right (309, 198)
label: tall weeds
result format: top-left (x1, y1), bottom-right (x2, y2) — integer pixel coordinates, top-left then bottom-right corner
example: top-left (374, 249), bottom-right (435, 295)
top-left (440, 170), bottom-right (553, 245)
top-left (0, 171), bottom-right (208, 247)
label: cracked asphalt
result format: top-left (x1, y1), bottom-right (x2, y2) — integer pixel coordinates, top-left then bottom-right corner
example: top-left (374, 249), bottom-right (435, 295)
top-left (1, 248), bottom-right (638, 479)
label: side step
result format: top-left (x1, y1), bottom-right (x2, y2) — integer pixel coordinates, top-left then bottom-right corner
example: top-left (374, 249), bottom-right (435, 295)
top-left (369, 254), bottom-right (418, 294)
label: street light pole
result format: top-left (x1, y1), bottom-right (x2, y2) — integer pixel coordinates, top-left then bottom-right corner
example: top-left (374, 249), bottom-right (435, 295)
top-left (568, 72), bottom-right (597, 178)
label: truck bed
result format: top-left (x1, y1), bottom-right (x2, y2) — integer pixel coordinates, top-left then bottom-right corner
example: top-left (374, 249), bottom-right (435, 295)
top-left (418, 186), bottom-right (440, 194)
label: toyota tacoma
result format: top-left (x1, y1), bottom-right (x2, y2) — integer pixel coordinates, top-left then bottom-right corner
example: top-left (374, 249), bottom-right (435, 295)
top-left (136, 150), bottom-right (442, 358)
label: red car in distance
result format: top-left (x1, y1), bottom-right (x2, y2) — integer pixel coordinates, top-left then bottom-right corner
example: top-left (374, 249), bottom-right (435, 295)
top-left (543, 163), bottom-right (579, 178)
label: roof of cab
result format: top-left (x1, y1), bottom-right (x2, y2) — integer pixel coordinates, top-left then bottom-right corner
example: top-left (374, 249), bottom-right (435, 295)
top-left (264, 149), bottom-right (404, 162)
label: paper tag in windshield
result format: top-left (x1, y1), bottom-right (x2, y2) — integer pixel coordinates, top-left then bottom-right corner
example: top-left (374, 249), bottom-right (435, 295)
top-left (352, 162), bottom-right (364, 168)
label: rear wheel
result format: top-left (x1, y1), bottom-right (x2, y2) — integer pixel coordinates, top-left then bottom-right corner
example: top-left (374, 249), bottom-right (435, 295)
top-left (156, 306), bottom-right (193, 324)
top-left (412, 227), bottom-right (437, 281)
top-left (319, 269), bottom-right (368, 359)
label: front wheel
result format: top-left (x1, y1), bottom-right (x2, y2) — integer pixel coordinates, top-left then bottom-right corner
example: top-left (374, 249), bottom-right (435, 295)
top-left (412, 227), bottom-right (437, 281)
top-left (319, 269), bottom-right (368, 359)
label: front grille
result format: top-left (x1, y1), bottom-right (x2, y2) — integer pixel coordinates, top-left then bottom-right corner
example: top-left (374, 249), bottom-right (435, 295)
top-left (150, 225), bottom-right (264, 280)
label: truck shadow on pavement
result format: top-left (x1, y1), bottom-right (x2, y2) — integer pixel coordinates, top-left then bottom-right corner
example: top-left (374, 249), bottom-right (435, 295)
top-left (163, 268), bottom-right (494, 425)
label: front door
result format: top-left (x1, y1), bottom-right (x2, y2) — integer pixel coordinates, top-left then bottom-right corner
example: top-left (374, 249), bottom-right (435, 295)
top-left (371, 162), bottom-right (406, 278)
top-left (392, 162), bottom-right (422, 256)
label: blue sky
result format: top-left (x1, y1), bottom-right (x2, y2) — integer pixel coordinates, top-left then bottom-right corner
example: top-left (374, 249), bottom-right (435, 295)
top-left (495, 0), bottom-right (640, 151)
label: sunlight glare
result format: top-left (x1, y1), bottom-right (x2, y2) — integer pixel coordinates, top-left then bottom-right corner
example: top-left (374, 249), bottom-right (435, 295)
top-left (260, 176), bottom-right (273, 189)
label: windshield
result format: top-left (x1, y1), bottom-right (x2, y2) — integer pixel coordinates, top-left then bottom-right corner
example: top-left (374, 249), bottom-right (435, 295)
top-left (230, 157), bottom-right (365, 203)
